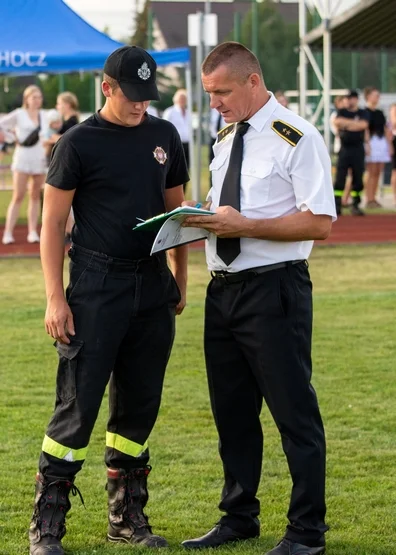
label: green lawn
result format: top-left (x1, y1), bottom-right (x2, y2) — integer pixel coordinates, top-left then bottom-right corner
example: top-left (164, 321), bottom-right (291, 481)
top-left (0, 246), bottom-right (395, 554)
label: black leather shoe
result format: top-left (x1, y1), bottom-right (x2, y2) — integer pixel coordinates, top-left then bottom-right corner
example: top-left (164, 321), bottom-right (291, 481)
top-left (265, 538), bottom-right (325, 555)
top-left (182, 524), bottom-right (259, 549)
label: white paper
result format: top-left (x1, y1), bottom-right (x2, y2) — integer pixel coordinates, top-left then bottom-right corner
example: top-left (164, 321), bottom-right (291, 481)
top-left (150, 214), bottom-right (209, 254)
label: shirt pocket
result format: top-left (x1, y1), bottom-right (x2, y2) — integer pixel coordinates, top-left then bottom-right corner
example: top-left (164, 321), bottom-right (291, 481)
top-left (241, 159), bottom-right (273, 206)
top-left (209, 149), bottom-right (228, 172)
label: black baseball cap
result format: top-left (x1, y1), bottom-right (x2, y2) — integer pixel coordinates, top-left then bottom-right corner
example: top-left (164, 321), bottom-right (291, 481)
top-left (347, 89), bottom-right (359, 98)
top-left (104, 46), bottom-right (160, 102)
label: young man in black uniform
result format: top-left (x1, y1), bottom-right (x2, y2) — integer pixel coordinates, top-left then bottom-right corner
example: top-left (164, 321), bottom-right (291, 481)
top-left (333, 90), bottom-right (369, 216)
top-left (29, 46), bottom-right (189, 555)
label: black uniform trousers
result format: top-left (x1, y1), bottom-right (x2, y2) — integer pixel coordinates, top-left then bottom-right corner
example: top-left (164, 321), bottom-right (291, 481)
top-left (39, 244), bottom-right (180, 479)
top-left (204, 261), bottom-right (328, 545)
top-left (334, 144), bottom-right (365, 206)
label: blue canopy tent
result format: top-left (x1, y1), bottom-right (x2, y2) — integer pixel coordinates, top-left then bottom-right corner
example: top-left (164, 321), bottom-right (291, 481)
top-left (0, 0), bottom-right (195, 193)
top-left (0, 0), bottom-right (190, 73)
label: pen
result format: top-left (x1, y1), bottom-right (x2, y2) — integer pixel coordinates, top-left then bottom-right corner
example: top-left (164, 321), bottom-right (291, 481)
top-left (195, 203), bottom-right (202, 208)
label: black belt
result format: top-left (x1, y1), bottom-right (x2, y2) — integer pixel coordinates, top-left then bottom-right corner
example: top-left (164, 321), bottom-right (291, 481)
top-left (211, 260), bottom-right (306, 284)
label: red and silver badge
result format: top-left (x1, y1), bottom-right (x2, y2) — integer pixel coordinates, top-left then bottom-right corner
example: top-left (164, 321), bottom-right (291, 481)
top-left (153, 146), bottom-right (167, 165)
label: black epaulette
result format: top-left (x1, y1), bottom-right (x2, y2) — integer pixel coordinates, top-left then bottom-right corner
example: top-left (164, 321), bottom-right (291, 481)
top-left (217, 123), bottom-right (235, 143)
top-left (271, 119), bottom-right (303, 147)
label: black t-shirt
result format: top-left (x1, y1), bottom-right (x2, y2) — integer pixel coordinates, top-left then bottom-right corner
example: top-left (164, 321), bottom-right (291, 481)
top-left (337, 108), bottom-right (369, 146)
top-left (366, 108), bottom-right (386, 138)
top-left (46, 115), bottom-right (79, 162)
top-left (46, 112), bottom-right (189, 259)
top-left (59, 115), bottom-right (79, 135)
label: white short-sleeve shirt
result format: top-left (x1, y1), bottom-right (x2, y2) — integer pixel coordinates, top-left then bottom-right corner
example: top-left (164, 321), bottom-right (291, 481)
top-left (162, 105), bottom-right (191, 143)
top-left (206, 93), bottom-right (337, 273)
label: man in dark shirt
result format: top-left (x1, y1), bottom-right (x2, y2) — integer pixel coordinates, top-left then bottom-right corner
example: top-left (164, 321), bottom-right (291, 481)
top-left (333, 90), bottom-right (369, 216)
top-left (29, 46), bottom-right (189, 555)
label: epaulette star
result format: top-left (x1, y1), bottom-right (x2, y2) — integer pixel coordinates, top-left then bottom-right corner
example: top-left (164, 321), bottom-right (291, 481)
top-left (271, 120), bottom-right (303, 147)
top-left (217, 123), bottom-right (235, 143)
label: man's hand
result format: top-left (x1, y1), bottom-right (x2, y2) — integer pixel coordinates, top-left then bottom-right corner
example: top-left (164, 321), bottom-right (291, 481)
top-left (45, 297), bottom-right (75, 344)
top-left (175, 291), bottom-right (186, 315)
top-left (181, 200), bottom-right (212, 210)
top-left (183, 205), bottom-right (248, 238)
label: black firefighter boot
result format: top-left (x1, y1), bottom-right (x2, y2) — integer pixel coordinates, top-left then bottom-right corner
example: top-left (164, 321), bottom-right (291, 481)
top-left (29, 472), bottom-right (82, 555)
top-left (351, 197), bottom-right (365, 216)
top-left (107, 466), bottom-right (168, 547)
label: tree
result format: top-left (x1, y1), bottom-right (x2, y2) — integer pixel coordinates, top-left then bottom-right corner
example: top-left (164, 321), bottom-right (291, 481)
top-left (239, 0), bottom-right (299, 91)
top-left (130, 0), bottom-right (149, 48)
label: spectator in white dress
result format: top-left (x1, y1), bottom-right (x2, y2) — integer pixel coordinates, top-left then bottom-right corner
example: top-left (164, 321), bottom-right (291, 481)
top-left (389, 103), bottom-right (396, 206)
top-left (0, 85), bottom-right (48, 245)
top-left (364, 87), bottom-right (393, 208)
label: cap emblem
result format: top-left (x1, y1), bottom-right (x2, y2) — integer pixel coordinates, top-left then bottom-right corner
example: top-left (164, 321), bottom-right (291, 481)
top-left (138, 62), bottom-right (151, 81)
top-left (153, 146), bottom-right (167, 165)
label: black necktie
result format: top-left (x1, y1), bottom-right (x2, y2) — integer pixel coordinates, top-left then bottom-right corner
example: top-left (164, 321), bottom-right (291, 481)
top-left (216, 122), bottom-right (250, 266)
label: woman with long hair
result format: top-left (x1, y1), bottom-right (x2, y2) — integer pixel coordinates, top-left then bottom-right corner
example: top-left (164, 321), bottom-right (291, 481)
top-left (44, 92), bottom-right (80, 241)
top-left (0, 85), bottom-right (48, 244)
top-left (364, 87), bottom-right (392, 208)
top-left (48, 91), bottom-right (79, 143)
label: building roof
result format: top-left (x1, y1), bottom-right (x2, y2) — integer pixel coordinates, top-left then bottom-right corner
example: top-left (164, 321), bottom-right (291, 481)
top-left (305, 0), bottom-right (396, 50)
top-left (152, 1), bottom-right (298, 49)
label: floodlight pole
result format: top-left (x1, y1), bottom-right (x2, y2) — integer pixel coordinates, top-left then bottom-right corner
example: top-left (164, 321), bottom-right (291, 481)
top-left (298, 0), bottom-right (307, 118)
top-left (323, 0), bottom-right (332, 149)
top-left (195, 12), bottom-right (204, 201)
top-left (95, 73), bottom-right (102, 111)
top-left (203, 0), bottom-right (212, 162)
top-left (299, 0), bottom-right (333, 150)
top-left (186, 63), bottom-right (197, 201)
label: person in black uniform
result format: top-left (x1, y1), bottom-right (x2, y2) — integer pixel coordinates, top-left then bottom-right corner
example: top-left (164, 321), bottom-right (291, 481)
top-left (181, 42), bottom-right (335, 555)
top-left (333, 90), bottom-right (369, 216)
top-left (29, 46), bottom-right (189, 555)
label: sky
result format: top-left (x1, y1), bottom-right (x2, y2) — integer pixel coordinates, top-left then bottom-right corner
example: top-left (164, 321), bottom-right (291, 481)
top-left (64, 0), bottom-right (362, 42)
top-left (65, 0), bottom-right (135, 40)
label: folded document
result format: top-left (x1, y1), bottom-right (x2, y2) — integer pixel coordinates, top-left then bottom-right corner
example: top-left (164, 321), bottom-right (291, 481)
top-left (133, 206), bottom-right (214, 254)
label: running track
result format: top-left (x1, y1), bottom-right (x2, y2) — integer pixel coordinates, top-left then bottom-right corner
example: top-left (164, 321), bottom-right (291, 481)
top-left (1, 214), bottom-right (396, 258)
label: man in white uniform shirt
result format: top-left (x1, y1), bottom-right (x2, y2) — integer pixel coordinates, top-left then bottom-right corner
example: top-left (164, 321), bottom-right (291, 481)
top-left (182, 42), bottom-right (336, 555)
top-left (163, 89), bottom-right (190, 171)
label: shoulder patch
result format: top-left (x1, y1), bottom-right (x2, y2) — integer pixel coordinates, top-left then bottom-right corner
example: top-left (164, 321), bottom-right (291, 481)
top-left (271, 120), bottom-right (303, 147)
top-left (217, 123), bottom-right (235, 143)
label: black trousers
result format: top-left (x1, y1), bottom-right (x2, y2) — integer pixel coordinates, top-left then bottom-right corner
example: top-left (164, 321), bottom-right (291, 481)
top-left (334, 144), bottom-right (365, 205)
top-left (39, 244), bottom-right (180, 479)
top-left (204, 262), bottom-right (328, 545)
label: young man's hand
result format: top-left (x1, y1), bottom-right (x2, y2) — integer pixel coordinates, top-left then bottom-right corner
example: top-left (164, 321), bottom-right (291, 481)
top-left (45, 297), bottom-right (75, 344)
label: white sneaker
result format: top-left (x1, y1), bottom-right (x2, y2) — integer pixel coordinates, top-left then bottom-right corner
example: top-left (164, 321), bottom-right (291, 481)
top-left (2, 231), bottom-right (15, 245)
top-left (27, 230), bottom-right (40, 243)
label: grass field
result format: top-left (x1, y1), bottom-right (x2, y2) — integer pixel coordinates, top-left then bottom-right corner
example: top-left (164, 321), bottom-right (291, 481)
top-left (1, 246), bottom-right (396, 555)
